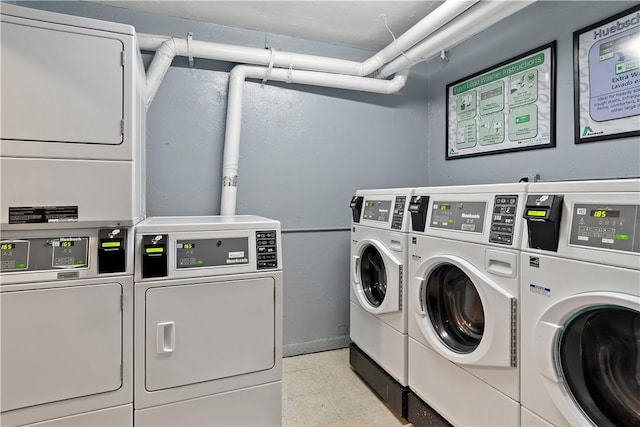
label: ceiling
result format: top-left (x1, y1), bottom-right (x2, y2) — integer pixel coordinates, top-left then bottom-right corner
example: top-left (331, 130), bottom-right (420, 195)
top-left (94, 1), bottom-right (445, 50)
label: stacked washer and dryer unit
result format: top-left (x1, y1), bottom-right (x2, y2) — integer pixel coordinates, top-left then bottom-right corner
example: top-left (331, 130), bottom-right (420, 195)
top-left (348, 188), bottom-right (414, 417)
top-left (0, 4), bottom-right (146, 427)
top-left (406, 183), bottom-right (528, 426)
top-left (520, 178), bottom-right (640, 427)
top-left (1, 6), bottom-right (284, 427)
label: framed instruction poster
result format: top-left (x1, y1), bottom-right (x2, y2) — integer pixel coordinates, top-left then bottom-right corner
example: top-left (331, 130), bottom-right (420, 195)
top-left (446, 42), bottom-right (556, 160)
top-left (574, 4), bottom-right (640, 144)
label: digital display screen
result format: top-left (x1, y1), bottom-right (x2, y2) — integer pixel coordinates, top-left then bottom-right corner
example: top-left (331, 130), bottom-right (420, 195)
top-left (101, 241), bottom-right (121, 248)
top-left (527, 209), bottom-right (547, 217)
top-left (183, 243), bottom-right (195, 249)
top-left (590, 209), bottom-right (620, 218)
top-left (439, 204), bottom-right (451, 211)
top-left (146, 247), bottom-right (164, 254)
top-left (1, 243), bottom-right (15, 250)
top-left (60, 241), bottom-right (74, 248)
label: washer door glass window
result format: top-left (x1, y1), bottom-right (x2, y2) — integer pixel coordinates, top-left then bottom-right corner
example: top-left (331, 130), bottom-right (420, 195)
top-left (559, 307), bottom-right (640, 427)
top-left (360, 245), bottom-right (387, 307)
top-left (422, 264), bottom-right (484, 353)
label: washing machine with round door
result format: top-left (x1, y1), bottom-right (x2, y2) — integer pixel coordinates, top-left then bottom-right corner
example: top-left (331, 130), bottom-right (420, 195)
top-left (520, 178), bottom-right (640, 427)
top-left (133, 216), bottom-right (282, 427)
top-left (407, 183), bottom-right (528, 426)
top-left (349, 188), bottom-right (415, 417)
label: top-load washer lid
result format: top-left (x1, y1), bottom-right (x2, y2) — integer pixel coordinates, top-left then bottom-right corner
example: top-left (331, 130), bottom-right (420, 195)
top-left (558, 306), bottom-right (640, 427)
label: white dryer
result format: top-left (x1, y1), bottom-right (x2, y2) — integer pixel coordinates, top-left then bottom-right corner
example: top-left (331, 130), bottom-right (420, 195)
top-left (407, 183), bottom-right (528, 426)
top-left (1, 4), bottom-right (146, 230)
top-left (349, 188), bottom-right (413, 415)
top-left (0, 227), bottom-right (134, 426)
top-left (520, 178), bottom-right (640, 427)
top-left (133, 216), bottom-right (282, 426)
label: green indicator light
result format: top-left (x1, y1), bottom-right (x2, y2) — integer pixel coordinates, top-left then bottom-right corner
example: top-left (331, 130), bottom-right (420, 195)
top-left (527, 210), bottom-right (547, 217)
top-left (146, 247), bottom-right (164, 254)
top-left (75, 260), bottom-right (84, 265)
top-left (102, 242), bottom-right (121, 248)
top-left (516, 115), bottom-right (531, 124)
top-left (448, 219), bottom-right (454, 223)
top-left (16, 263), bottom-right (26, 268)
top-left (196, 260), bottom-right (204, 265)
top-left (615, 234), bottom-right (629, 241)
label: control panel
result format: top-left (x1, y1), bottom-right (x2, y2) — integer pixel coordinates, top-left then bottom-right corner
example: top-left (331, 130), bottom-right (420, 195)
top-left (177, 238), bottom-right (250, 268)
top-left (430, 201), bottom-right (486, 233)
top-left (570, 204), bottom-right (639, 253)
top-left (0, 228), bottom-right (130, 275)
top-left (256, 230), bottom-right (278, 270)
top-left (391, 196), bottom-right (407, 230)
top-left (490, 195), bottom-right (518, 245)
top-left (362, 200), bottom-right (391, 222)
top-left (0, 237), bottom-right (88, 272)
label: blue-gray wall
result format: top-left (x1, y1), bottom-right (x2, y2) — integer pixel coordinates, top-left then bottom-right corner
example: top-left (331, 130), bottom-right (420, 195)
top-left (424, 1), bottom-right (640, 185)
top-left (15, 1), bottom-right (640, 355)
top-left (17, 1), bottom-right (431, 355)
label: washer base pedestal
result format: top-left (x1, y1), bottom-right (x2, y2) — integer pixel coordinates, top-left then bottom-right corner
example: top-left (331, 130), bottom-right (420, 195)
top-left (349, 343), bottom-right (407, 419)
top-left (406, 391), bottom-right (451, 427)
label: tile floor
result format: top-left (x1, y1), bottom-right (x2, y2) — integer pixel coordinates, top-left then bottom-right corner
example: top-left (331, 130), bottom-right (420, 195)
top-left (282, 348), bottom-right (412, 427)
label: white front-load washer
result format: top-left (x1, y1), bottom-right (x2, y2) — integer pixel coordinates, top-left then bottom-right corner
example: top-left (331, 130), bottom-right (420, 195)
top-left (407, 183), bottom-right (528, 426)
top-left (133, 216), bottom-right (282, 427)
top-left (348, 188), bottom-right (413, 415)
top-left (0, 227), bottom-right (134, 427)
top-left (520, 178), bottom-right (640, 427)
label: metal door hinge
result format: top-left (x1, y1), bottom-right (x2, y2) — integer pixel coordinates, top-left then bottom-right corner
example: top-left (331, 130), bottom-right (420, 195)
top-left (121, 51), bottom-right (125, 66)
top-left (120, 295), bottom-right (124, 311)
top-left (120, 120), bottom-right (125, 135)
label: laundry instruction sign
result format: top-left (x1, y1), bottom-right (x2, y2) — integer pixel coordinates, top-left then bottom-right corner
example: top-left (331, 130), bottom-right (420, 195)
top-left (574, 4), bottom-right (640, 144)
top-left (446, 43), bottom-right (555, 160)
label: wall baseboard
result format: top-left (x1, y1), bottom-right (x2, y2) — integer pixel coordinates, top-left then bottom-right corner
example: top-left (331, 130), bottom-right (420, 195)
top-left (283, 335), bottom-right (350, 357)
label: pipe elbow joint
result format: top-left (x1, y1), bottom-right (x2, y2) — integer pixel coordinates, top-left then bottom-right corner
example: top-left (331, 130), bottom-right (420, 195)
top-left (157, 37), bottom-right (179, 59)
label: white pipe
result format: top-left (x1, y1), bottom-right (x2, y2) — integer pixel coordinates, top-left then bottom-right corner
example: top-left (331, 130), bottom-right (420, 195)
top-left (220, 66), bottom-right (410, 215)
top-left (360, 0), bottom-right (478, 74)
top-left (378, 0), bottom-right (536, 78)
top-left (141, 0), bottom-right (478, 107)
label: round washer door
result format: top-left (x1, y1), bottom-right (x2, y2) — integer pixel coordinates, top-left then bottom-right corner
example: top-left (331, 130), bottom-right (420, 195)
top-left (534, 292), bottom-right (640, 426)
top-left (413, 255), bottom-right (516, 367)
top-left (422, 263), bottom-right (484, 353)
top-left (352, 239), bottom-right (401, 314)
